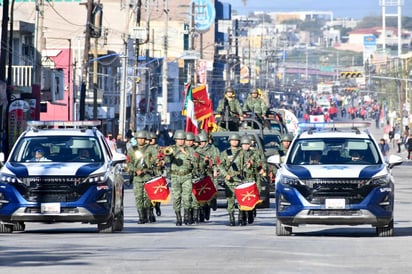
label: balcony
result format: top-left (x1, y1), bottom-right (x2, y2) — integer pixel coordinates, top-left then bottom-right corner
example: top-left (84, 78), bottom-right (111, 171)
top-left (5, 65), bottom-right (33, 87)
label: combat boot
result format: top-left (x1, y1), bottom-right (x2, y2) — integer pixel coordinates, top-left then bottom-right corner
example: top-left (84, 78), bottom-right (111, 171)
top-left (155, 202), bottom-right (161, 216)
top-left (175, 211), bottom-right (182, 226)
top-left (229, 212), bottom-right (235, 226)
top-left (184, 209), bottom-right (190, 225)
top-left (192, 209), bottom-right (199, 225)
top-left (189, 208), bottom-right (194, 224)
top-left (199, 207), bottom-right (205, 222)
top-left (203, 204), bottom-right (211, 221)
top-left (247, 210), bottom-right (254, 224)
top-left (137, 210), bottom-right (146, 224)
top-left (148, 207), bottom-right (156, 223)
top-left (238, 211), bottom-right (247, 226)
top-left (210, 198), bottom-right (217, 211)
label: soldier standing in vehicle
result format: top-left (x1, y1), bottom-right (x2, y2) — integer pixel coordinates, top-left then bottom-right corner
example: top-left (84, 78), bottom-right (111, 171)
top-left (128, 131), bottom-right (157, 224)
top-left (242, 89), bottom-right (268, 128)
top-left (166, 130), bottom-right (197, 226)
top-left (219, 133), bottom-right (242, 226)
top-left (216, 87), bottom-right (243, 131)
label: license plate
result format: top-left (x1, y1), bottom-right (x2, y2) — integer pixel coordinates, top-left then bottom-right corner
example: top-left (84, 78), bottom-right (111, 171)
top-left (41, 203), bottom-right (61, 214)
top-left (325, 199), bottom-right (345, 209)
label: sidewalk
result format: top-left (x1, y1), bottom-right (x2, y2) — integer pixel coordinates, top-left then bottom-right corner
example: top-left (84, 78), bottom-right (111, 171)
top-left (367, 119), bottom-right (409, 162)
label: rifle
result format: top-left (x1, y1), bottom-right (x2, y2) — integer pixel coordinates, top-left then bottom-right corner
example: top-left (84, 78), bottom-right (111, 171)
top-left (223, 98), bottom-right (230, 130)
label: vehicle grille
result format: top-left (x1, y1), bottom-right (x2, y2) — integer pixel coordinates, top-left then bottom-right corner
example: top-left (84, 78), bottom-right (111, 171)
top-left (296, 178), bottom-right (375, 204)
top-left (16, 176), bottom-right (90, 203)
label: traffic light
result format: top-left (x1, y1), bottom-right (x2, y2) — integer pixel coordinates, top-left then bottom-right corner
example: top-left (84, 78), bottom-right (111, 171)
top-left (343, 87), bottom-right (360, 93)
top-left (340, 71), bottom-right (363, 78)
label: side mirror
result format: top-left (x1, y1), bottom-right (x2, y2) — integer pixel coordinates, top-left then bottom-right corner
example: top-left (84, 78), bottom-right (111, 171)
top-left (267, 154), bottom-right (281, 165)
top-left (0, 152), bottom-right (5, 163)
top-left (387, 154), bottom-right (403, 168)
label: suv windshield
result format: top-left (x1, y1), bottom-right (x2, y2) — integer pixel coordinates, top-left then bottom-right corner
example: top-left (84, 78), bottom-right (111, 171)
top-left (287, 137), bottom-right (382, 165)
top-left (9, 136), bottom-right (104, 163)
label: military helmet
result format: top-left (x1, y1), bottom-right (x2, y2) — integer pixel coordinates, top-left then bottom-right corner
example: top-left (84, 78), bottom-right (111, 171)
top-left (150, 132), bottom-right (157, 139)
top-left (173, 130), bottom-right (186, 140)
top-left (198, 133), bottom-right (208, 142)
top-left (229, 133), bottom-right (240, 141)
top-left (135, 130), bottom-right (147, 139)
top-left (240, 135), bottom-right (251, 144)
top-left (248, 135), bottom-right (256, 142)
top-left (282, 133), bottom-right (294, 142)
top-left (194, 135), bottom-right (200, 143)
top-left (186, 132), bottom-right (195, 141)
top-left (225, 86), bottom-right (235, 94)
top-left (250, 89), bottom-right (258, 94)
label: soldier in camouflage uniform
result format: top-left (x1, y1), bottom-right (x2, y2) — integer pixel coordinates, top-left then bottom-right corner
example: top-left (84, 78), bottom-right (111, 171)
top-left (166, 130), bottom-right (197, 226)
top-left (127, 131), bottom-right (157, 224)
top-left (219, 133), bottom-right (242, 226)
top-left (185, 132), bottom-right (200, 224)
top-left (216, 87), bottom-right (243, 131)
top-left (148, 132), bottom-right (163, 216)
top-left (196, 132), bottom-right (218, 222)
top-left (239, 135), bottom-right (261, 225)
top-left (242, 89), bottom-right (268, 127)
top-left (279, 133), bottom-right (293, 163)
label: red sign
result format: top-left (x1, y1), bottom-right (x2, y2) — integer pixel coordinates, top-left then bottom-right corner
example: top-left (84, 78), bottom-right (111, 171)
top-left (192, 176), bottom-right (217, 203)
top-left (144, 176), bottom-right (170, 203)
top-left (234, 182), bottom-right (262, 211)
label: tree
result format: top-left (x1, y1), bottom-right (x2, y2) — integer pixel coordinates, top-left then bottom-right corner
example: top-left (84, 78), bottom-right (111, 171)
top-left (357, 16), bottom-right (412, 31)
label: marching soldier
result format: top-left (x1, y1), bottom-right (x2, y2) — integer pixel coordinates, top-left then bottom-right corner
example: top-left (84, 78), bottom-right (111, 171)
top-left (239, 135), bottom-right (260, 225)
top-left (166, 130), bottom-right (197, 226)
top-left (127, 130), bottom-right (157, 224)
top-left (216, 87), bottom-right (243, 131)
top-left (219, 133), bottom-right (242, 226)
top-left (185, 132), bottom-right (200, 224)
top-left (194, 132), bottom-right (216, 222)
top-left (148, 132), bottom-right (163, 217)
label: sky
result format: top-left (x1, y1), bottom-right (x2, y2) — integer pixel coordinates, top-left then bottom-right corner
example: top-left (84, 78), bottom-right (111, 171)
top-left (225, 0), bottom-right (412, 20)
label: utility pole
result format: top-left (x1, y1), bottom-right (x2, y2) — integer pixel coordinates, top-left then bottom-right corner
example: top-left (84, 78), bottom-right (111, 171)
top-left (130, 0), bottom-right (142, 132)
top-left (161, 0), bottom-right (169, 125)
top-left (80, 0), bottom-right (93, 121)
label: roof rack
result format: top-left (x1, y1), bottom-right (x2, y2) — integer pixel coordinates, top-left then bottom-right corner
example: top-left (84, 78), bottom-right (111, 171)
top-left (298, 121), bottom-right (371, 134)
top-left (27, 120), bottom-right (101, 130)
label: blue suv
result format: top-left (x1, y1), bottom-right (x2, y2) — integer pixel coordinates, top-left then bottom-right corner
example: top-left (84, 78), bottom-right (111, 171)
top-left (0, 121), bottom-right (126, 233)
top-left (268, 122), bottom-right (403, 237)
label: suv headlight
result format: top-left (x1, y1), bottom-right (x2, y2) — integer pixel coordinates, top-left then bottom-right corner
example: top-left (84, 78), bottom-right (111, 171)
top-left (0, 173), bottom-right (19, 184)
top-left (279, 175), bottom-right (302, 186)
top-left (86, 173), bottom-right (108, 184)
top-left (367, 175), bottom-right (391, 186)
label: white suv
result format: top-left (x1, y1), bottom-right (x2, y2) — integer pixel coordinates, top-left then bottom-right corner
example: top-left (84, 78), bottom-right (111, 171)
top-left (269, 122), bottom-right (403, 237)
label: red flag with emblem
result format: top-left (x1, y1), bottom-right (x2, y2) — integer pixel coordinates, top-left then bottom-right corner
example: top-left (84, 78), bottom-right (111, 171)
top-left (144, 176), bottom-right (171, 204)
top-left (234, 182), bottom-right (262, 211)
top-left (192, 176), bottom-right (217, 203)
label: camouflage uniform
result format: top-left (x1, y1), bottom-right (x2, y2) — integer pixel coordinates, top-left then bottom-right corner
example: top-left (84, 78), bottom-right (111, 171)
top-left (216, 87), bottom-right (243, 131)
top-left (185, 132), bottom-right (200, 224)
top-left (194, 132), bottom-right (217, 222)
top-left (242, 90), bottom-right (268, 127)
top-left (167, 130), bottom-right (197, 226)
top-left (148, 132), bottom-right (163, 217)
top-left (127, 131), bottom-right (157, 224)
top-left (219, 133), bottom-right (242, 226)
top-left (238, 136), bottom-right (260, 225)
